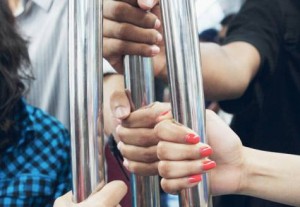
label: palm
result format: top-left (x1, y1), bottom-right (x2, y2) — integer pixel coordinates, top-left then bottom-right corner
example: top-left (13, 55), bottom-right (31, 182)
top-left (206, 111), bottom-right (244, 195)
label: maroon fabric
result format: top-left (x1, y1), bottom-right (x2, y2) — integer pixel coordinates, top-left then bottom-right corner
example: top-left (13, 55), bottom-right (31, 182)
top-left (105, 144), bottom-right (132, 207)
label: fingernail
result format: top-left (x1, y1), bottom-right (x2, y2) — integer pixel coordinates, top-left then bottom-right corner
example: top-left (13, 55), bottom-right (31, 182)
top-left (159, 110), bottom-right (170, 116)
top-left (156, 33), bottom-right (163, 42)
top-left (188, 174), bottom-right (202, 184)
top-left (144, 0), bottom-right (154, 7)
top-left (123, 158), bottom-right (129, 169)
top-left (199, 146), bottom-right (213, 157)
top-left (185, 133), bottom-right (200, 144)
top-left (114, 106), bottom-right (128, 118)
top-left (156, 110), bottom-right (170, 122)
top-left (150, 45), bottom-right (160, 56)
top-left (117, 141), bottom-right (123, 151)
top-left (202, 160), bottom-right (216, 171)
top-left (154, 19), bottom-right (161, 29)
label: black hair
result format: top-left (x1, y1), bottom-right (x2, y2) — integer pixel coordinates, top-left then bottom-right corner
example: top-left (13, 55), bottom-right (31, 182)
top-left (0, 0), bottom-right (31, 131)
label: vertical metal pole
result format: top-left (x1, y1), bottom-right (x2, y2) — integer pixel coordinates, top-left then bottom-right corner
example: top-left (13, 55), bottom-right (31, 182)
top-left (124, 56), bottom-right (161, 207)
top-left (69, 0), bottom-right (105, 202)
top-left (160, 0), bottom-right (211, 206)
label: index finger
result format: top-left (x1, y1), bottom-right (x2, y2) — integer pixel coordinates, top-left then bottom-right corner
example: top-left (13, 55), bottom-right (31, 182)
top-left (154, 119), bottom-right (201, 144)
top-left (122, 102), bottom-right (171, 128)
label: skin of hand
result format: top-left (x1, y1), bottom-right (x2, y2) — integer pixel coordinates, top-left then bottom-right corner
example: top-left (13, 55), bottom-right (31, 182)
top-left (155, 110), bottom-right (244, 195)
top-left (103, 0), bottom-right (167, 77)
top-left (53, 181), bottom-right (127, 207)
top-left (110, 90), bottom-right (171, 175)
top-left (156, 110), bottom-right (300, 206)
top-left (103, 74), bottom-right (128, 138)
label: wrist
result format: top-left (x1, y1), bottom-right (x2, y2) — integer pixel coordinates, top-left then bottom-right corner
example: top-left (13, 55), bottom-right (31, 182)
top-left (237, 147), bottom-right (254, 195)
top-left (237, 147), bottom-right (271, 197)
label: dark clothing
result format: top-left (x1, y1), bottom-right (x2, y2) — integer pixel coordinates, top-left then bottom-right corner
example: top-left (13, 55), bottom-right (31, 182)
top-left (0, 99), bottom-right (71, 206)
top-left (106, 138), bottom-right (131, 207)
top-left (216, 0), bottom-right (300, 207)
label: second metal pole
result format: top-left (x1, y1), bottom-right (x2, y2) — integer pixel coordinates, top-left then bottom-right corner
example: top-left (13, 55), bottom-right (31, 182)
top-left (160, 0), bottom-right (211, 206)
top-left (124, 55), bottom-right (161, 207)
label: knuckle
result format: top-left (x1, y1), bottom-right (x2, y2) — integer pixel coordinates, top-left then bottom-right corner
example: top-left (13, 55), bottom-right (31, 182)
top-left (137, 131), bottom-right (151, 146)
top-left (116, 23), bottom-right (129, 38)
top-left (129, 163), bottom-right (139, 174)
top-left (158, 161), bottom-right (171, 178)
top-left (157, 142), bottom-right (167, 159)
top-left (154, 124), bottom-right (160, 137)
top-left (142, 149), bottom-right (157, 162)
top-left (111, 3), bottom-right (125, 20)
top-left (160, 179), bottom-right (173, 194)
top-left (116, 41), bottom-right (127, 54)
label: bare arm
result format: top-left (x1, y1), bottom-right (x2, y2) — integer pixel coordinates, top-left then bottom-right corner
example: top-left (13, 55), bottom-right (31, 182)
top-left (240, 148), bottom-right (300, 206)
top-left (103, 0), bottom-right (261, 101)
top-left (200, 42), bottom-right (260, 101)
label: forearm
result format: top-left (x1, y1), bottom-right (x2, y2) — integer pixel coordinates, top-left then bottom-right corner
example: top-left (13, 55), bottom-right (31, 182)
top-left (103, 74), bottom-right (125, 135)
top-left (200, 42), bottom-right (260, 101)
top-left (240, 147), bottom-right (300, 206)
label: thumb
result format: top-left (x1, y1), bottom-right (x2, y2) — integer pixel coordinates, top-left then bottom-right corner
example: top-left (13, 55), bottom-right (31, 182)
top-left (53, 191), bottom-right (73, 207)
top-left (110, 90), bottom-right (131, 119)
top-left (137, 0), bottom-right (159, 10)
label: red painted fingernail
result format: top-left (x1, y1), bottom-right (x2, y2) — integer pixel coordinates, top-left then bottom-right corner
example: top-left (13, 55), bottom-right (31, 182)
top-left (188, 174), bottom-right (202, 184)
top-left (199, 146), bottom-right (213, 157)
top-left (156, 110), bottom-right (171, 122)
top-left (159, 110), bottom-right (171, 116)
top-left (202, 160), bottom-right (217, 171)
top-left (185, 133), bottom-right (200, 144)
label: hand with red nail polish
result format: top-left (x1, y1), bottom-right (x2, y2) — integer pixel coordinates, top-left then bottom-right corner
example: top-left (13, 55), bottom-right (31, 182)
top-left (157, 110), bottom-right (300, 206)
top-left (156, 110), bottom-right (244, 196)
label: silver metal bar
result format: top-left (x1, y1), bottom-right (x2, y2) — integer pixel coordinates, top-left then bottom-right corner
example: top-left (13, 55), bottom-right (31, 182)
top-left (69, 0), bottom-right (105, 202)
top-left (124, 55), bottom-right (161, 207)
top-left (160, 0), bottom-right (211, 206)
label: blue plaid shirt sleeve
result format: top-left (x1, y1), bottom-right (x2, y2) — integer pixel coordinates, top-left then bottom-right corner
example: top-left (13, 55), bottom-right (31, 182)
top-left (0, 100), bottom-right (72, 207)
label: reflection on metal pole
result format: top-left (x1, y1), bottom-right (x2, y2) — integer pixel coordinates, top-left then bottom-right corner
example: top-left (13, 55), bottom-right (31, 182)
top-left (69, 0), bottom-right (105, 202)
top-left (124, 55), bottom-right (160, 207)
top-left (160, 0), bottom-right (211, 206)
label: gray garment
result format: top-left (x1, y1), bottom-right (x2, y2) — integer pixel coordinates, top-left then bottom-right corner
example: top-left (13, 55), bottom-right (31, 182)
top-left (17, 0), bottom-right (115, 129)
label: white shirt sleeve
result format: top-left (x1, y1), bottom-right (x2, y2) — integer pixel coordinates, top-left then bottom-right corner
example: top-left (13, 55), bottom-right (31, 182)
top-left (103, 58), bottom-right (116, 74)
